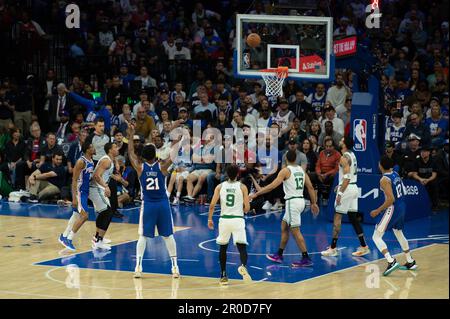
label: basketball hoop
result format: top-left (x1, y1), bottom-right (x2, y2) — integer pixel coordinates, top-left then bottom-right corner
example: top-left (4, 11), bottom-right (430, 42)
top-left (260, 66), bottom-right (289, 97)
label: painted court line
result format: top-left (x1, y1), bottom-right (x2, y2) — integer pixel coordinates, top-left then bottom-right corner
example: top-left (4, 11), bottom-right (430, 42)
top-left (0, 290), bottom-right (78, 299)
top-left (44, 266), bottom-right (269, 292)
top-left (250, 266), bottom-right (263, 270)
top-left (198, 238), bottom-right (346, 256)
top-left (297, 243), bottom-right (438, 285)
top-left (92, 260), bottom-right (112, 264)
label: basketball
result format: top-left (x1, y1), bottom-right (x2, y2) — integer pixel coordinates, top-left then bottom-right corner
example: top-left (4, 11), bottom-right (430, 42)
top-left (246, 33), bottom-right (261, 47)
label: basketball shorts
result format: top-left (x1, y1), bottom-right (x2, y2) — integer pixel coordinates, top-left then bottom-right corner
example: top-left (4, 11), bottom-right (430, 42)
top-left (139, 200), bottom-right (174, 238)
top-left (176, 170), bottom-right (190, 180)
top-left (191, 169), bottom-right (213, 178)
top-left (376, 202), bottom-right (406, 233)
top-left (216, 217), bottom-right (248, 245)
top-left (283, 197), bottom-right (305, 228)
top-left (76, 190), bottom-right (89, 214)
top-left (89, 186), bottom-right (110, 213)
top-left (334, 184), bottom-right (358, 214)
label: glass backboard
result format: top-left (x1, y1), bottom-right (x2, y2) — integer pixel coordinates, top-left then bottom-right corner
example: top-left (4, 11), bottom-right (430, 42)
top-left (235, 14), bottom-right (334, 81)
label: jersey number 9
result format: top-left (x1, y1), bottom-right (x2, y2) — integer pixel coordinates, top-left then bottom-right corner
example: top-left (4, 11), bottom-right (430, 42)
top-left (226, 194), bottom-right (235, 207)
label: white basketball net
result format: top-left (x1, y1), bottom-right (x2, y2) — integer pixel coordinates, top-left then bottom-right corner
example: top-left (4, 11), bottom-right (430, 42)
top-left (261, 67), bottom-right (289, 97)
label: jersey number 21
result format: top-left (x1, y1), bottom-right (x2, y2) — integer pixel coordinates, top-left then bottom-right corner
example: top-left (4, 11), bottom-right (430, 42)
top-left (146, 177), bottom-right (160, 190)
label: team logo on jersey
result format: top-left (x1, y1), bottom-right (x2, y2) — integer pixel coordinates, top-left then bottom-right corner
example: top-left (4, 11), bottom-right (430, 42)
top-left (353, 119), bottom-right (367, 151)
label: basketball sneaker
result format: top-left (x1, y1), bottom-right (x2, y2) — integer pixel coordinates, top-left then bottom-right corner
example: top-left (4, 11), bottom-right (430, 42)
top-left (352, 246), bottom-right (370, 257)
top-left (383, 259), bottom-right (400, 276)
top-left (270, 200), bottom-right (282, 211)
top-left (266, 253), bottom-right (283, 263)
top-left (92, 236), bottom-right (111, 244)
top-left (291, 257), bottom-right (314, 268)
top-left (64, 238), bottom-right (76, 251)
top-left (92, 239), bottom-right (111, 250)
top-left (58, 234), bottom-right (66, 247)
top-left (219, 275), bottom-right (229, 286)
top-left (172, 265), bottom-right (180, 279)
top-left (400, 260), bottom-right (418, 270)
top-left (238, 265), bottom-right (252, 282)
top-left (182, 195), bottom-right (195, 202)
top-left (321, 247), bottom-right (338, 257)
top-left (262, 201), bottom-right (272, 210)
top-left (172, 197), bottom-right (180, 205)
top-left (134, 265), bottom-right (143, 278)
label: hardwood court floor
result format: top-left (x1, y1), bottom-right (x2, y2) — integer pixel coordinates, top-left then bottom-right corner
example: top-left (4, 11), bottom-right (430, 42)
top-left (0, 206), bottom-right (448, 299)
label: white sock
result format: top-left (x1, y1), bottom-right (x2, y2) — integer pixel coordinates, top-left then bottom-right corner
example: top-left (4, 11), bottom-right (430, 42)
top-left (166, 190), bottom-right (171, 197)
top-left (67, 230), bottom-right (75, 240)
top-left (176, 192), bottom-right (181, 198)
top-left (384, 252), bottom-right (394, 263)
top-left (136, 236), bottom-right (147, 269)
top-left (163, 235), bottom-right (178, 267)
top-left (63, 212), bottom-right (79, 237)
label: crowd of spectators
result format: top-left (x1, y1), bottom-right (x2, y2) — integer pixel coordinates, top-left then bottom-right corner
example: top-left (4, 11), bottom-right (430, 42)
top-left (0, 0), bottom-right (448, 212)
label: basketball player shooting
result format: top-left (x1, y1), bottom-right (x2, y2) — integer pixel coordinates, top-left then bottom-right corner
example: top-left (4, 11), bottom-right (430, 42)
top-left (321, 136), bottom-right (370, 258)
top-left (126, 121), bottom-right (180, 279)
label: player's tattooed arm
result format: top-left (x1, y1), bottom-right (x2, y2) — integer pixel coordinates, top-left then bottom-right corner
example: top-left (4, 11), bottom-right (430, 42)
top-left (304, 173), bottom-right (319, 216)
top-left (337, 155), bottom-right (351, 195)
top-left (159, 157), bottom-right (173, 176)
top-left (251, 168), bottom-right (288, 199)
top-left (125, 120), bottom-right (142, 176)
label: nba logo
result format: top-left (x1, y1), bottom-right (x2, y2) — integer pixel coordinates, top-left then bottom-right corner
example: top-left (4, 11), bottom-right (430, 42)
top-left (243, 52), bottom-right (251, 69)
top-left (353, 119), bottom-right (367, 151)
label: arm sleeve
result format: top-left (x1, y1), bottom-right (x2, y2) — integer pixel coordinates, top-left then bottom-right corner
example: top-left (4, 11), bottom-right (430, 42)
top-left (69, 92), bottom-right (95, 112)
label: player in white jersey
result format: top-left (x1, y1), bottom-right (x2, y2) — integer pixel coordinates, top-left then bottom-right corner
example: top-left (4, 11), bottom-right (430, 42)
top-left (321, 136), bottom-right (370, 257)
top-left (89, 142), bottom-right (120, 250)
top-left (250, 150), bottom-right (319, 267)
top-left (208, 165), bottom-right (252, 285)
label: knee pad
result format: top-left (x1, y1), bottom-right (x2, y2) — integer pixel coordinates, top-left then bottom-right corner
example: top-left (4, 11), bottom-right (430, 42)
top-left (348, 211), bottom-right (357, 222)
top-left (348, 211), bottom-right (363, 233)
top-left (96, 208), bottom-right (112, 231)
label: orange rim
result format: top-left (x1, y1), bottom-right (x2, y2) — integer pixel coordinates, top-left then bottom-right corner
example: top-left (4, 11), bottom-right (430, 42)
top-left (260, 66), bottom-right (289, 73)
